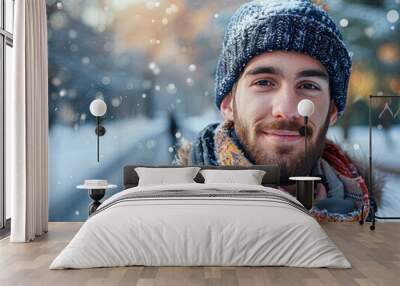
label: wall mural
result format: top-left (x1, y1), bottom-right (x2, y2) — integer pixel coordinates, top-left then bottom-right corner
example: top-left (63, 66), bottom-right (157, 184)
top-left (47, 0), bottom-right (400, 221)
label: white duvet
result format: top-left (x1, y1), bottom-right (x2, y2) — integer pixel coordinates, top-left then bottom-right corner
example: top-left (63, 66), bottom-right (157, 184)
top-left (50, 183), bottom-right (351, 269)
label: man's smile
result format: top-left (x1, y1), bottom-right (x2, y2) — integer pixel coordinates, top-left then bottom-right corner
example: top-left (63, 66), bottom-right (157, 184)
top-left (262, 129), bottom-right (303, 143)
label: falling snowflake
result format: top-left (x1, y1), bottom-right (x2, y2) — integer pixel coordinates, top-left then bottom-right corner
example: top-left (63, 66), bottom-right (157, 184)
top-left (188, 64), bottom-right (197, 72)
top-left (81, 57), bottom-right (90, 65)
top-left (364, 26), bottom-right (375, 38)
top-left (101, 76), bottom-right (111, 85)
top-left (56, 2), bottom-right (63, 10)
top-left (186, 78), bottom-right (194, 86)
top-left (148, 62), bottom-right (161, 74)
top-left (111, 97), bottom-right (121, 107)
top-left (52, 77), bottom-right (62, 86)
top-left (142, 93), bottom-right (147, 99)
top-left (339, 18), bottom-right (348, 28)
top-left (49, 12), bottom-right (67, 30)
top-left (153, 67), bottom-right (161, 75)
top-left (166, 83), bottom-right (177, 94)
top-left (68, 29), bottom-right (77, 39)
top-left (59, 89), bottom-right (67, 97)
top-left (148, 62), bottom-right (157, 70)
top-left (387, 9), bottom-right (399, 23)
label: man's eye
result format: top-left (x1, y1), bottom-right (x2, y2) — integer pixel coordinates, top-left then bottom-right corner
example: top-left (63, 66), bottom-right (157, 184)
top-left (299, 83), bottom-right (319, 90)
top-left (255, 80), bottom-right (274, 87)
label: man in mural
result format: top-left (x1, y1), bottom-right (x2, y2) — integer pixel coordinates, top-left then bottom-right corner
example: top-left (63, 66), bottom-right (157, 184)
top-left (174, 0), bottom-right (381, 221)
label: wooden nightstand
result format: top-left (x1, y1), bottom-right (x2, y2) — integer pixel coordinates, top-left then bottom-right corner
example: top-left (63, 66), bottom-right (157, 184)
top-left (77, 181), bottom-right (117, 215)
top-left (289, 176), bottom-right (321, 210)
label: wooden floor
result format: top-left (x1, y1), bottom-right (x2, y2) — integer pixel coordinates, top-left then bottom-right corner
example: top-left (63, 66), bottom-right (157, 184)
top-left (0, 222), bottom-right (399, 286)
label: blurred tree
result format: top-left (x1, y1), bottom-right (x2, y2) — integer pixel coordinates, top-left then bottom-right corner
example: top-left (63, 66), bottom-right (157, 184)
top-left (325, 0), bottom-right (400, 140)
top-left (47, 0), bottom-right (399, 132)
top-left (47, 1), bottom-right (152, 127)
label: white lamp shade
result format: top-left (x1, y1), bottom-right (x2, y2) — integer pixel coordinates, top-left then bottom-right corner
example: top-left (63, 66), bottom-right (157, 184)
top-left (297, 99), bottom-right (315, 117)
top-left (89, 99), bottom-right (107, 117)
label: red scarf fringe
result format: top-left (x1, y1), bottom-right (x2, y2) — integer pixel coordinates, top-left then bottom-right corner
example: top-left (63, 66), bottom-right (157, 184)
top-left (322, 141), bottom-right (370, 209)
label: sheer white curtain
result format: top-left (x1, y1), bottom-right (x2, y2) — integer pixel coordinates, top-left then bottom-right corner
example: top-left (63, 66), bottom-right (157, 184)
top-left (7, 0), bottom-right (48, 242)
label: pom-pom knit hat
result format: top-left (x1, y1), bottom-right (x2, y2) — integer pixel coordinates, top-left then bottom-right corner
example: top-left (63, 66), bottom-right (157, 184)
top-left (215, 0), bottom-right (352, 116)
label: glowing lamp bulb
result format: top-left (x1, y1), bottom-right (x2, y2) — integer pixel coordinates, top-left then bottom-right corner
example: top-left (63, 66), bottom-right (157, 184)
top-left (297, 99), bottom-right (315, 117)
top-left (90, 99), bottom-right (107, 117)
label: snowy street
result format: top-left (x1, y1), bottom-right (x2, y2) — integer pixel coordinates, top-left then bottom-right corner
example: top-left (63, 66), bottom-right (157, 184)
top-left (49, 115), bottom-right (400, 221)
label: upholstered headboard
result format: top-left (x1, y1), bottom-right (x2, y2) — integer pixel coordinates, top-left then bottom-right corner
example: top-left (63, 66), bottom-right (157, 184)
top-left (123, 165), bottom-right (280, 189)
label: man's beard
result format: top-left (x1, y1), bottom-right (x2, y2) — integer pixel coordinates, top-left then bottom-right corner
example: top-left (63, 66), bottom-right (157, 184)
top-left (233, 105), bottom-right (330, 184)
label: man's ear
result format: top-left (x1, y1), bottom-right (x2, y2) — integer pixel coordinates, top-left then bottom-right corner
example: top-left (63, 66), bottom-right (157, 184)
top-left (220, 93), bottom-right (234, 122)
top-left (329, 101), bottom-right (338, 126)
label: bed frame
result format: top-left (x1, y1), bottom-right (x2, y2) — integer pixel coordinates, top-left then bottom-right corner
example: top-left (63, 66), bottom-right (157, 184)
top-left (123, 165), bottom-right (280, 189)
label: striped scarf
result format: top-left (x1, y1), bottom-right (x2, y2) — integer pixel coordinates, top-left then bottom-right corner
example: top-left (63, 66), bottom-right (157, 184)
top-left (186, 122), bottom-right (369, 222)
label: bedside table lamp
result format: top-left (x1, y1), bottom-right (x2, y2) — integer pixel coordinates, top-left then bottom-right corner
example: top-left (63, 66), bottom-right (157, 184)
top-left (293, 99), bottom-right (319, 210)
top-left (89, 99), bottom-right (107, 162)
top-left (297, 99), bottom-right (315, 176)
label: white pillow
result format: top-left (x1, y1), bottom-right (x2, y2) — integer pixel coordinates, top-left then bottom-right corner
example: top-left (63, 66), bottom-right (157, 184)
top-left (200, 169), bottom-right (266, 185)
top-left (135, 167), bottom-right (201, 186)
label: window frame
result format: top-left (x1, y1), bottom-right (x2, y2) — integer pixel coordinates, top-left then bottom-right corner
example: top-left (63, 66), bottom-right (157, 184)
top-left (0, 0), bottom-right (14, 232)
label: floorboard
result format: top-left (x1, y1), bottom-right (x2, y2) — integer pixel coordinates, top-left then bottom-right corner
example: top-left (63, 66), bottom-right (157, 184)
top-left (0, 222), bottom-right (399, 286)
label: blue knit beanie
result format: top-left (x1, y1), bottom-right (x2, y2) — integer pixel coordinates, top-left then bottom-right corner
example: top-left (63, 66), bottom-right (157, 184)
top-left (215, 0), bottom-right (352, 116)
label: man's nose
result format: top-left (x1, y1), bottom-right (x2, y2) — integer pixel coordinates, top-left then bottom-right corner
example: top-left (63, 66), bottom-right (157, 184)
top-left (271, 86), bottom-right (302, 121)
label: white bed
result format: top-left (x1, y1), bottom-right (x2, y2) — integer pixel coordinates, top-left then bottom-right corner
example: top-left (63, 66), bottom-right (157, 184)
top-left (50, 183), bottom-right (351, 269)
